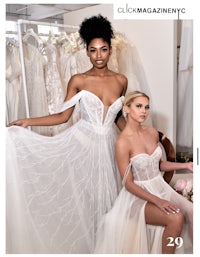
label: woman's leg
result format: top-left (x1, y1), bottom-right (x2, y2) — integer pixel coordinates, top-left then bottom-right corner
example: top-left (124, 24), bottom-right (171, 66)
top-left (145, 202), bottom-right (184, 254)
top-left (172, 193), bottom-right (193, 242)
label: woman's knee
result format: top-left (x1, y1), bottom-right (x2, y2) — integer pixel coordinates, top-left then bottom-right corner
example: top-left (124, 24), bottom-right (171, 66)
top-left (167, 212), bottom-right (184, 232)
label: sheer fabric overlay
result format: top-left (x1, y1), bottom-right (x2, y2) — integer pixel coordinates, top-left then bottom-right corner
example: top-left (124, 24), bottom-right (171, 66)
top-left (6, 90), bottom-right (123, 253)
top-left (94, 146), bottom-right (193, 254)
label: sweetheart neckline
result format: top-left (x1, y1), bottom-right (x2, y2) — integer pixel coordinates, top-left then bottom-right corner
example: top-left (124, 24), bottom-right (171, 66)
top-left (130, 145), bottom-right (160, 161)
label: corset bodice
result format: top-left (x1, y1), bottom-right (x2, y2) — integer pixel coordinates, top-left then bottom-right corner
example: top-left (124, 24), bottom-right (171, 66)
top-left (130, 146), bottom-right (162, 181)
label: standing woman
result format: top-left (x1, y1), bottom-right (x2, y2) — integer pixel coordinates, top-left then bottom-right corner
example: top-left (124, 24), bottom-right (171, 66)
top-left (94, 91), bottom-right (193, 254)
top-left (6, 15), bottom-right (127, 254)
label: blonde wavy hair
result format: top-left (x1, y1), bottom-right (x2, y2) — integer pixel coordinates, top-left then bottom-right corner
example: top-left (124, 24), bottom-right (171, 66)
top-left (123, 91), bottom-right (149, 118)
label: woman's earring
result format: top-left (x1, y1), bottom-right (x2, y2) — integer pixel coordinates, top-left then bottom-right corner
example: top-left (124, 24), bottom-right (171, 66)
top-left (122, 107), bottom-right (127, 118)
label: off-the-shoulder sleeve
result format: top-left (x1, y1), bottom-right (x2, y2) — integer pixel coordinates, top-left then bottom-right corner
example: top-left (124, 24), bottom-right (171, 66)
top-left (58, 90), bottom-right (84, 113)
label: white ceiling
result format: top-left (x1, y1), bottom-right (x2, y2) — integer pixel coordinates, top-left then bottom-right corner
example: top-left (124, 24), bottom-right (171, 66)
top-left (6, 4), bottom-right (98, 23)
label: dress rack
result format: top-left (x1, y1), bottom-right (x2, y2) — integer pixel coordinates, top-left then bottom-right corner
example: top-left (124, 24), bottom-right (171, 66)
top-left (16, 19), bottom-right (79, 126)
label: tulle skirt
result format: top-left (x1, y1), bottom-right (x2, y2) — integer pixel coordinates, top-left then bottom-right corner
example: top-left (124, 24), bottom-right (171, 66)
top-left (6, 120), bottom-right (121, 253)
top-left (94, 173), bottom-right (193, 254)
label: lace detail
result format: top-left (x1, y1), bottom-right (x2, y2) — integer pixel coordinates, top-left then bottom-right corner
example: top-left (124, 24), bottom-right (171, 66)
top-left (94, 147), bottom-right (193, 254)
top-left (23, 43), bottom-right (51, 136)
top-left (45, 43), bottom-right (65, 114)
top-left (130, 146), bottom-right (162, 181)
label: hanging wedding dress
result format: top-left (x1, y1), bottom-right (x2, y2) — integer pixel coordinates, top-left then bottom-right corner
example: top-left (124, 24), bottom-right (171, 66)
top-left (6, 40), bottom-right (21, 124)
top-left (94, 145), bottom-right (193, 254)
top-left (23, 42), bottom-right (51, 136)
top-left (57, 32), bottom-right (77, 95)
top-left (44, 34), bottom-right (68, 135)
top-left (6, 90), bottom-right (123, 254)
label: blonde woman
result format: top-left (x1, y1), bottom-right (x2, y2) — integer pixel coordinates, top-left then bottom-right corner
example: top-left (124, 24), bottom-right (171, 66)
top-left (94, 91), bottom-right (193, 254)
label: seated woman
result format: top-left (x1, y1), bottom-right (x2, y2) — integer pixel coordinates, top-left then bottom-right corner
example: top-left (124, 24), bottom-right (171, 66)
top-left (94, 91), bottom-right (193, 254)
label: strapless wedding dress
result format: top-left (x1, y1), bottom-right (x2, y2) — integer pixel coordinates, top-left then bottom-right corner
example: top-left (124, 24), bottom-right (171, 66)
top-left (94, 146), bottom-right (193, 254)
top-left (6, 90), bottom-right (124, 254)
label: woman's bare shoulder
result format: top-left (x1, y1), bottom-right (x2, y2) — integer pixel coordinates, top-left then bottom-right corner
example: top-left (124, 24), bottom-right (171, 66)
top-left (116, 132), bottom-right (130, 148)
top-left (67, 73), bottom-right (87, 89)
top-left (114, 72), bottom-right (128, 93)
top-left (144, 126), bottom-right (159, 141)
top-left (115, 133), bottom-right (132, 160)
top-left (115, 72), bottom-right (128, 83)
top-left (69, 73), bottom-right (87, 81)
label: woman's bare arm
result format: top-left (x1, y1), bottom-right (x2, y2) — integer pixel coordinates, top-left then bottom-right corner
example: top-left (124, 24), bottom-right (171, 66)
top-left (160, 160), bottom-right (193, 172)
top-left (7, 75), bottom-right (80, 128)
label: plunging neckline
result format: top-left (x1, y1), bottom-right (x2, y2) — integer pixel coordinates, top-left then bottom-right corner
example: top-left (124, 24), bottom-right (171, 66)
top-left (81, 90), bottom-right (123, 109)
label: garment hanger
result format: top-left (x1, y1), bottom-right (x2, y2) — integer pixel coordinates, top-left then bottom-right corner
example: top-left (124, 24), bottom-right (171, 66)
top-left (57, 31), bottom-right (74, 45)
top-left (23, 28), bottom-right (43, 45)
top-left (22, 28), bottom-right (44, 54)
top-left (47, 29), bottom-right (57, 45)
top-left (6, 37), bottom-right (18, 48)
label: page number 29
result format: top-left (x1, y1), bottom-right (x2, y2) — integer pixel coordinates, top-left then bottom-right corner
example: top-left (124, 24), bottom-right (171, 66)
top-left (167, 237), bottom-right (183, 248)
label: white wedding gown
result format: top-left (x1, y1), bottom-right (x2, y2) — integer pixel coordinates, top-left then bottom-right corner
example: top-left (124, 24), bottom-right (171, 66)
top-left (6, 90), bottom-right (123, 254)
top-left (94, 145), bottom-right (193, 254)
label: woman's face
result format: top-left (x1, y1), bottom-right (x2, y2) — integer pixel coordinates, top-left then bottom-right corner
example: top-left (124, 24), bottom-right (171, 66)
top-left (125, 96), bottom-right (150, 123)
top-left (87, 38), bottom-right (112, 69)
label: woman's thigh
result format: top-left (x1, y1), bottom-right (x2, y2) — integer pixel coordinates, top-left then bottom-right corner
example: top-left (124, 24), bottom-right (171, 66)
top-left (145, 202), bottom-right (182, 226)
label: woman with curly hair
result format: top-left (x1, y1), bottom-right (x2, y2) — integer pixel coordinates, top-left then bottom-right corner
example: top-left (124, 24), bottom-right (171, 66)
top-left (6, 15), bottom-right (127, 253)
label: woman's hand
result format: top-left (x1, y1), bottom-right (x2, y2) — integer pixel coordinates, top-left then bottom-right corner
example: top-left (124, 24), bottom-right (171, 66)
top-left (7, 118), bottom-right (30, 128)
top-left (185, 162), bottom-right (193, 172)
top-left (155, 197), bottom-right (180, 215)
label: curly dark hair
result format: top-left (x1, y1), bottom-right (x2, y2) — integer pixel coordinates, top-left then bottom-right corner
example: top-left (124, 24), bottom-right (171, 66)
top-left (79, 14), bottom-right (114, 49)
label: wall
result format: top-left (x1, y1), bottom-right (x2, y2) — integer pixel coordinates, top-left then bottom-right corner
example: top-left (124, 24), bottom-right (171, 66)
top-left (64, 4), bottom-right (177, 144)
